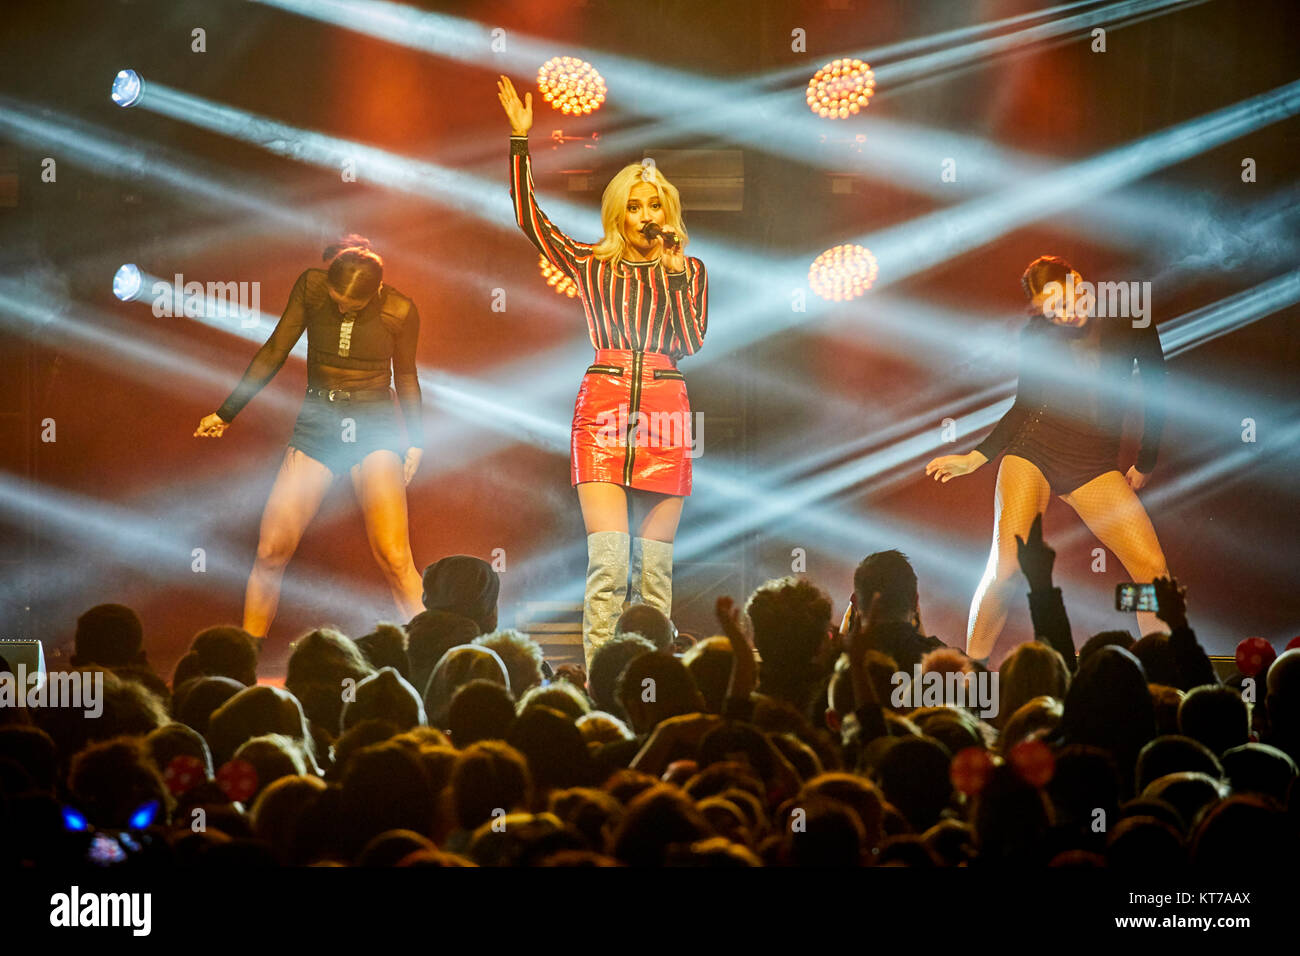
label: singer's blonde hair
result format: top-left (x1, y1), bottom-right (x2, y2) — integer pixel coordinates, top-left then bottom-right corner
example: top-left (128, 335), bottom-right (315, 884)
top-left (590, 160), bottom-right (689, 265)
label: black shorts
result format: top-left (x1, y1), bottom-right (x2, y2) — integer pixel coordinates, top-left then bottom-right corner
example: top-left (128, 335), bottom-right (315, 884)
top-left (1004, 416), bottom-right (1120, 495)
top-left (287, 393), bottom-right (408, 473)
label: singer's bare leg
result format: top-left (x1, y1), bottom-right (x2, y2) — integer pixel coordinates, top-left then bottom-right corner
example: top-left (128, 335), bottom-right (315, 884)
top-left (629, 490), bottom-right (684, 542)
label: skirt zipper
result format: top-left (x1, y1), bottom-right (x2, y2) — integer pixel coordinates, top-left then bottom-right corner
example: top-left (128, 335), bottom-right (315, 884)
top-left (623, 350), bottom-right (645, 485)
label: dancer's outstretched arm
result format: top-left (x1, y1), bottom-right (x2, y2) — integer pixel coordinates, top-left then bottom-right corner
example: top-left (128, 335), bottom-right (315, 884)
top-left (195, 271), bottom-right (309, 437)
top-left (218, 271), bottom-right (310, 424)
top-left (927, 326), bottom-right (1037, 482)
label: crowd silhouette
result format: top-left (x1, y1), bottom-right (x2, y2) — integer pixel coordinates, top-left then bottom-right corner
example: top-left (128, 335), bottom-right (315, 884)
top-left (3, 536), bottom-right (1297, 868)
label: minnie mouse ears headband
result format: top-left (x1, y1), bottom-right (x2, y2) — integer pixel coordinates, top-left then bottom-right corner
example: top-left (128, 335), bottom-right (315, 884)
top-left (949, 739), bottom-right (1056, 796)
top-left (164, 754), bottom-right (260, 803)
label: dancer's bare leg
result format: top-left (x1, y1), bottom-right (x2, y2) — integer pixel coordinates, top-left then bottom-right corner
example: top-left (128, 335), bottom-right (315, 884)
top-left (1061, 470), bottom-right (1170, 637)
top-left (351, 449), bottom-right (424, 621)
top-left (243, 447), bottom-right (335, 638)
top-left (966, 455), bottom-right (1052, 661)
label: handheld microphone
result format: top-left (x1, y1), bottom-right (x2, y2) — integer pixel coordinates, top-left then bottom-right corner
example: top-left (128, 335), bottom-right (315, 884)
top-left (640, 221), bottom-right (680, 249)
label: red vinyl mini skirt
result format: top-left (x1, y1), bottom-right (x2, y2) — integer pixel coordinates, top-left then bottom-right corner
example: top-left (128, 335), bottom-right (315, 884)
top-left (571, 349), bottom-right (694, 496)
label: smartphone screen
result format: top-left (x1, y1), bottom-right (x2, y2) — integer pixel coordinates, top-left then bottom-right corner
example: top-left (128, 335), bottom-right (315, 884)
top-left (1115, 582), bottom-right (1159, 613)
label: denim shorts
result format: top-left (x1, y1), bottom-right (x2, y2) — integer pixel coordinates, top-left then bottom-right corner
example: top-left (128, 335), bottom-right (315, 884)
top-left (287, 394), bottom-right (408, 473)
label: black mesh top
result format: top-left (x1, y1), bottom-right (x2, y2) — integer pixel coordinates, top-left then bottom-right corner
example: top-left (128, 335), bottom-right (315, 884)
top-left (215, 268), bottom-right (423, 447)
top-left (974, 313), bottom-right (1167, 473)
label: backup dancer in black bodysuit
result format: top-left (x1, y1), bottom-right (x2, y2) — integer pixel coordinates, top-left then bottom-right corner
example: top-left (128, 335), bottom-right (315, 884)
top-left (194, 238), bottom-right (426, 641)
top-left (926, 256), bottom-right (1170, 662)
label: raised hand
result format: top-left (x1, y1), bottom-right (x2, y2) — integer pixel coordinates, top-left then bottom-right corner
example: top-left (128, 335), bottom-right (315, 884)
top-left (716, 595), bottom-right (756, 702)
top-left (496, 75), bottom-right (532, 136)
top-left (1152, 575), bottom-right (1188, 629)
top-left (715, 595), bottom-right (751, 647)
top-left (844, 591), bottom-right (884, 664)
top-left (1125, 465), bottom-right (1149, 490)
top-left (1014, 512), bottom-right (1055, 592)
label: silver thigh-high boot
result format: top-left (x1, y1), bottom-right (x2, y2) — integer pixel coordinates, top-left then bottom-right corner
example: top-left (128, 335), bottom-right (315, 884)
top-left (583, 530), bottom-right (630, 670)
top-left (628, 536), bottom-right (644, 605)
top-left (631, 537), bottom-right (674, 619)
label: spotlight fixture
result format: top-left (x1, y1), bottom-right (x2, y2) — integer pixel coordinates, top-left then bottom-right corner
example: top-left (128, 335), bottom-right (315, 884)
top-left (806, 58), bottom-right (875, 120)
top-left (113, 263), bottom-right (143, 301)
top-left (539, 255), bottom-right (578, 298)
top-left (809, 245), bottom-right (878, 301)
top-left (111, 69), bottom-right (145, 108)
top-left (537, 57), bottom-right (607, 115)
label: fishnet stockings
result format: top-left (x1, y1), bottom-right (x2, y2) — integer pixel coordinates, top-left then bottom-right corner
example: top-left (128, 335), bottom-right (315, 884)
top-left (966, 455), bottom-right (1050, 660)
top-left (966, 459), bottom-right (1171, 659)
top-left (1061, 470), bottom-right (1169, 637)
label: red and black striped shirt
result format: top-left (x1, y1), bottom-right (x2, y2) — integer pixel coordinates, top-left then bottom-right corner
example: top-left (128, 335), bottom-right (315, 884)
top-left (509, 136), bottom-right (708, 359)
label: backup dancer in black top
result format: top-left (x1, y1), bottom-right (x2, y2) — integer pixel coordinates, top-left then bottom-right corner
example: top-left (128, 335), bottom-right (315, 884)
top-left (926, 256), bottom-right (1170, 662)
top-left (194, 238), bottom-right (426, 641)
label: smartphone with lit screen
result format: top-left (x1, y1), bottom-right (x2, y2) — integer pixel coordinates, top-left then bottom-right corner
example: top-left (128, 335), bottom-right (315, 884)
top-left (1115, 582), bottom-right (1159, 613)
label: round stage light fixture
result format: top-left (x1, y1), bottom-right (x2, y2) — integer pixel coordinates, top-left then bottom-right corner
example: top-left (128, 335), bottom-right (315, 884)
top-left (113, 263), bottom-right (143, 301)
top-left (111, 69), bottom-right (145, 108)
top-left (808, 244), bottom-right (879, 301)
top-left (537, 57), bottom-right (607, 115)
top-left (539, 255), bottom-right (578, 298)
top-left (806, 58), bottom-right (875, 120)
